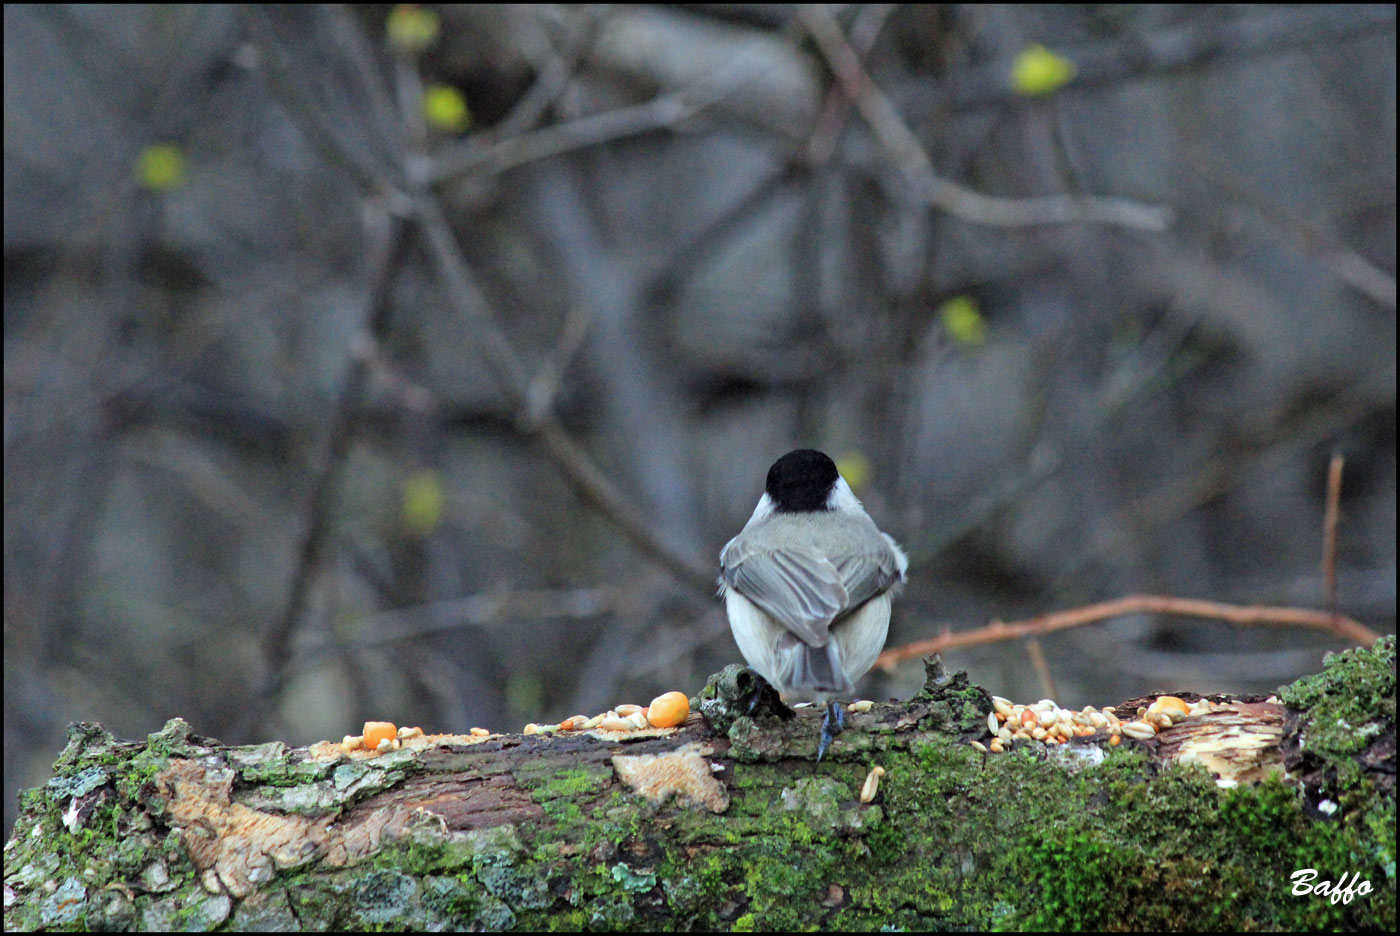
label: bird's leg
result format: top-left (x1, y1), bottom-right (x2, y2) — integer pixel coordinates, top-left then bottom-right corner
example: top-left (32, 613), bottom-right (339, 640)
top-left (742, 671), bottom-right (795, 720)
top-left (745, 684), bottom-right (763, 716)
top-left (816, 701), bottom-right (846, 763)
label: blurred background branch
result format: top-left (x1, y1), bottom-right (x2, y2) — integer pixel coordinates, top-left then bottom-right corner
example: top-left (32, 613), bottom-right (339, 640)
top-left (800, 5), bottom-right (1176, 230)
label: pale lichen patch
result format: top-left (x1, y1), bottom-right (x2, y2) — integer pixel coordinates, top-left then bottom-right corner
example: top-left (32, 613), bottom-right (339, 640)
top-left (612, 743), bottom-right (729, 813)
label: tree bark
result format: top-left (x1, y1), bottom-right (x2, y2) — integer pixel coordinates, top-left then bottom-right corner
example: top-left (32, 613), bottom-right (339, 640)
top-left (5, 638), bottom-right (1394, 931)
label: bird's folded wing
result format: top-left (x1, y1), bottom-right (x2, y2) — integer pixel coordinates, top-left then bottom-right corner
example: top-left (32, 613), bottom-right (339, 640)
top-left (834, 545), bottom-right (905, 612)
top-left (721, 545), bottom-right (848, 647)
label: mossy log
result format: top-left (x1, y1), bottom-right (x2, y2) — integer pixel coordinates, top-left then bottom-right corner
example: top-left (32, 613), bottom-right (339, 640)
top-left (5, 637), bottom-right (1394, 931)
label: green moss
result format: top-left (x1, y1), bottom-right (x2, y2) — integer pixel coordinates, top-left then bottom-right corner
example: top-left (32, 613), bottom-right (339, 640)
top-left (1015, 826), bottom-right (1132, 929)
top-left (1281, 636), bottom-right (1395, 732)
top-left (695, 664), bottom-right (773, 734)
top-left (660, 851), bottom-right (730, 920)
top-left (421, 875), bottom-right (482, 922)
top-left (1361, 801), bottom-right (1397, 880)
top-left (911, 658), bottom-right (989, 735)
top-left (49, 722), bottom-right (121, 775)
top-left (988, 761), bottom-right (1395, 932)
top-left (113, 754), bottom-right (166, 804)
top-left (531, 767), bottom-right (608, 801)
top-left (738, 843), bottom-right (828, 931)
top-left (1279, 636), bottom-right (1394, 791)
top-left (478, 862), bottom-right (556, 909)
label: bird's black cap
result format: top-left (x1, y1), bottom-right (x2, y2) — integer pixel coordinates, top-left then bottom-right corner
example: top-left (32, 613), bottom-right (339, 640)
top-left (765, 449), bottom-right (841, 512)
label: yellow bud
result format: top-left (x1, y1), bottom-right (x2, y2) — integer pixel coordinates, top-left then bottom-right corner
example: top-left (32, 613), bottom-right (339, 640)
top-left (938, 296), bottom-right (987, 346)
top-left (402, 470), bottom-right (446, 536)
top-left (1010, 44), bottom-right (1076, 96)
top-left (423, 84), bottom-right (470, 133)
top-left (136, 144), bottom-right (185, 192)
top-left (835, 451), bottom-right (873, 492)
top-left (387, 5), bottom-right (440, 55)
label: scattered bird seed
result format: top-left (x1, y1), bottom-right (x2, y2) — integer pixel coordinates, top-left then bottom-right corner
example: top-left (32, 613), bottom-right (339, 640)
top-left (961, 691), bottom-right (1211, 754)
top-left (859, 765), bottom-right (886, 803)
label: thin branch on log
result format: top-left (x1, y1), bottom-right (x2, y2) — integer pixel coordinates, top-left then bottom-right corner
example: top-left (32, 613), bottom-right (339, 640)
top-left (1323, 452), bottom-right (1344, 616)
top-left (877, 593), bottom-right (1381, 670)
top-left (1024, 636), bottom-right (1057, 701)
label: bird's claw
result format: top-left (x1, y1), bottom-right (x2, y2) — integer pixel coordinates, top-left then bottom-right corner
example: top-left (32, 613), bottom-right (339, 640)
top-left (815, 701), bottom-right (846, 763)
top-left (742, 671), bottom-right (795, 720)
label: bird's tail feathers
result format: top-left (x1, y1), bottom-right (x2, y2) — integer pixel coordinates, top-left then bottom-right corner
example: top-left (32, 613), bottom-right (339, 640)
top-left (780, 641), bottom-right (853, 696)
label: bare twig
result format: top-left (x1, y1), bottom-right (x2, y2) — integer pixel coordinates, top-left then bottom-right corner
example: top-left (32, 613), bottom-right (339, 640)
top-left (410, 193), bottom-right (532, 395)
top-left (241, 8), bottom-right (400, 195)
top-left (1322, 453), bottom-right (1344, 617)
top-left (798, 7), bottom-right (1174, 231)
top-left (272, 590), bottom-right (616, 716)
top-left (629, 613), bottom-right (731, 677)
top-left (326, 6), bottom-right (405, 157)
top-left (805, 3), bottom-right (896, 166)
top-left (1047, 367), bottom-right (1394, 593)
top-left (391, 49), bottom-right (428, 153)
top-left (429, 62), bottom-right (761, 184)
top-left (1024, 637), bottom-right (1058, 701)
top-left (492, 6), bottom-right (601, 139)
top-left (344, 588), bottom-right (614, 648)
top-left (243, 206), bottom-right (412, 735)
top-left (523, 304), bottom-right (592, 431)
top-left (410, 192), bottom-right (714, 588)
top-left (1324, 248), bottom-right (1398, 310)
top-left (255, 7), bottom-right (716, 599)
top-left (410, 136), bottom-right (715, 588)
top-left (248, 5), bottom-right (714, 730)
top-left (390, 27), bottom-right (721, 586)
top-left (876, 594), bottom-right (1381, 671)
top-left (888, 6), bottom-right (1394, 116)
top-left (531, 420), bottom-right (715, 586)
top-left (1186, 144), bottom-right (1396, 309)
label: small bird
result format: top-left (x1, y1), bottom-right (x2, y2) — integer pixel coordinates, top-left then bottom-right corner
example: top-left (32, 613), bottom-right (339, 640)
top-left (719, 449), bottom-right (908, 761)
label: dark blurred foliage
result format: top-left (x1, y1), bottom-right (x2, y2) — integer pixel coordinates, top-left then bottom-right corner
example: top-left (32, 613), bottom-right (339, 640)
top-left (4, 5), bottom-right (1394, 834)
